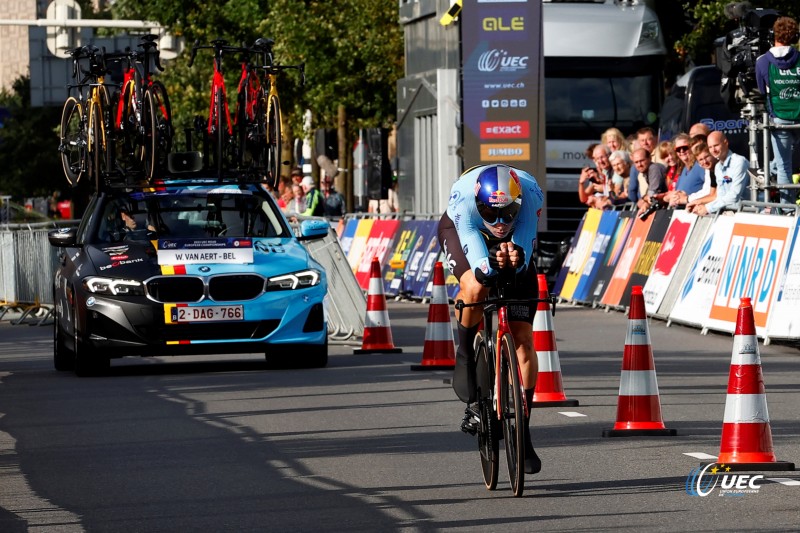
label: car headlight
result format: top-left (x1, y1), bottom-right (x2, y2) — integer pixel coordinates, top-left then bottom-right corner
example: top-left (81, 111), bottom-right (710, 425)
top-left (83, 277), bottom-right (145, 296)
top-left (266, 269), bottom-right (321, 291)
top-left (638, 20), bottom-right (660, 45)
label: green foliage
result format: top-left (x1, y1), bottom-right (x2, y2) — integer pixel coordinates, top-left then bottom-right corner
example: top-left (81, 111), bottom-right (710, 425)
top-left (0, 78), bottom-right (64, 200)
top-left (675, 1), bottom-right (800, 65)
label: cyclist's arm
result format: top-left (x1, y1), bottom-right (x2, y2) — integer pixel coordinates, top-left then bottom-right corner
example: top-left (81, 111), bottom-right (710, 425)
top-left (510, 178), bottom-right (544, 272)
top-left (448, 198), bottom-right (495, 279)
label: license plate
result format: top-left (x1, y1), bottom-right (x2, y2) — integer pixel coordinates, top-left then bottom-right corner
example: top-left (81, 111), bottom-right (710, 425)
top-left (171, 305), bottom-right (243, 323)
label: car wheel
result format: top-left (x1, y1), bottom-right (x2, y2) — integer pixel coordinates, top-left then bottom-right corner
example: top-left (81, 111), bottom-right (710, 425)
top-left (73, 306), bottom-right (109, 377)
top-left (53, 307), bottom-right (74, 372)
top-left (305, 337), bottom-right (328, 369)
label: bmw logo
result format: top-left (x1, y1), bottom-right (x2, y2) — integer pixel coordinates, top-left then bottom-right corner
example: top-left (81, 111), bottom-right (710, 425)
top-left (86, 297), bottom-right (96, 307)
top-left (199, 266), bottom-right (211, 273)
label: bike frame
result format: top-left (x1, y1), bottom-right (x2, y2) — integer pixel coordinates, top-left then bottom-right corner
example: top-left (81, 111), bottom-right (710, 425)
top-left (209, 58), bottom-right (233, 137)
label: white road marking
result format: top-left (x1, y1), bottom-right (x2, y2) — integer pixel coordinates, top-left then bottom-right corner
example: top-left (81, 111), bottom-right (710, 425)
top-left (767, 478), bottom-right (800, 486)
top-left (558, 411), bottom-right (587, 418)
top-left (683, 452), bottom-right (718, 460)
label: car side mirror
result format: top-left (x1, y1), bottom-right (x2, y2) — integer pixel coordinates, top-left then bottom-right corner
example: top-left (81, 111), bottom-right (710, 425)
top-left (168, 151), bottom-right (203, 173)
top-left (48, 227), bottom-right (78, 247)
top-left (297, 219), bottom-right (330, 241)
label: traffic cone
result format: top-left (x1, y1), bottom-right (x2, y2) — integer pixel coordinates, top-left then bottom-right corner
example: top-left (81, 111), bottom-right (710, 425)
top-left (411, 262), bottom-right (455, 370)
top-left (715, 298), bottom-right (794, 471)
top-left (354, 257), bottom-right (403, 354)
top-left (603, 286), bottom-right (676, 437)
top-left (532, 274), bottom-right (578, 407)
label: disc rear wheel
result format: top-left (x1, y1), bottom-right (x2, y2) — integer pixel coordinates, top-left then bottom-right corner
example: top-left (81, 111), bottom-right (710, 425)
top-left (499, 332), bottom-right (525, 497)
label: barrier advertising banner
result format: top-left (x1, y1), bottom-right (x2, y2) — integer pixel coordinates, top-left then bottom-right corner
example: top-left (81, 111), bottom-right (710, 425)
top-left (766, 219), bottom-right (800, 339)
top-left (339, 218), bottom-right (359, 256)
top-left (383, 220), bottom-right (426, 296)
top-left (704, 213), bottom-right (796, 335)
top-left (553, 213), bottom-right (586, 297)
top-left (346, 219), bottom-right (374, 273)
top-left (403, 222), bottom-right (439, 298)
top-left (558, 208), bottom-right (602, 301)
top-left (408, 223), bottom-right (443, 298)
top-left (588, 211), bottom-right (635, 304)
top-left (643, 210), bottom-right (698, 315)
top-left (354, 220), bottom-right (401, 289)
top-left (622, 209), bottom-right (672, 305)
top-left (572, 210), bottom-right (620, 303)
top-left (600, 213), bottom-right (655, 307)
top-left (668, 215), bottom-right (736, 328)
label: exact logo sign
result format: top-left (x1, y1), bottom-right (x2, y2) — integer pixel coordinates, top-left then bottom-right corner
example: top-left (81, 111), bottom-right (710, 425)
top-left (686, 464), bottom-right (764, 497)
top-left (480, 121), bottom-right (529, 139)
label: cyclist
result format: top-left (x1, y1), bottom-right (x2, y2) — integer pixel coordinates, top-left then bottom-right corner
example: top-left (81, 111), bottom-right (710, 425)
top-left (437, 164), bottom-right (544, 474)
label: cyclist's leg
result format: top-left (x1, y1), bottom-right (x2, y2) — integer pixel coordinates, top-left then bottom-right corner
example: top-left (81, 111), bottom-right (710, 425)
top-left (508, 264), bottom-right (541, 474)
top-left (438, 213), bottom-right (486, 403)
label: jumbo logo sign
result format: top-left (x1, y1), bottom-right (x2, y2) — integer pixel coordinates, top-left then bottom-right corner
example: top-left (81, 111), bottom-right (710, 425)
top-left (710, 222), bottom-right (791, 327)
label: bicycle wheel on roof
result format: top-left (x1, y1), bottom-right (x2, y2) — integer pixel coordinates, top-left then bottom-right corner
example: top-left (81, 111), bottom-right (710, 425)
top-left (266, 92), bottom-right (282, 187)
top-left (59, 96), bottom-right (85, 187)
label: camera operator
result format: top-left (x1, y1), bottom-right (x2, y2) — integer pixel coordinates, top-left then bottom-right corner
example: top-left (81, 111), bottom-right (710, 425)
top-left (756, 16), bottom-right (800, 206)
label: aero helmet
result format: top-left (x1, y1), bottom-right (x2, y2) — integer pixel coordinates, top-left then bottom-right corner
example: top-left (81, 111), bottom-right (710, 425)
top-left (474, 165), bottom-right (522, 226)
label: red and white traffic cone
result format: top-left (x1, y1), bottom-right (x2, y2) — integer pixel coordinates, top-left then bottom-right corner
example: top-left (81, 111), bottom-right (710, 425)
top-left (716, 297), bottom-right (794, 471)
top-left (411, 262), bottom-right (455, 370)
top-left (603, 286), bottom-right (676, 437)
top-left (533, 274), bottom-right (578, 407)
top-left (354, 257), bottom-right (403, 354)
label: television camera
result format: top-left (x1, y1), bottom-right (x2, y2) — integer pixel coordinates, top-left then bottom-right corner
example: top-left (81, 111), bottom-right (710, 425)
top-left (715, 2), bottom-right (780, 112)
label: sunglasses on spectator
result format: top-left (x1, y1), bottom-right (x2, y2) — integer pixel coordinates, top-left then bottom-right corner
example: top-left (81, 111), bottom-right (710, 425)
top-left (675, 145), bottom-right (690, 153)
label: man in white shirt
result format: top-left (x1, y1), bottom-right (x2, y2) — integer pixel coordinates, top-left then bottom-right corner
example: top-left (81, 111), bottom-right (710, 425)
top-left (690, 131), bottom-right (749, 216)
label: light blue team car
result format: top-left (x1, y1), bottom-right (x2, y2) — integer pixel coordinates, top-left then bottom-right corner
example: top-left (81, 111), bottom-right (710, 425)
top-left (48, 179), bottom-right (329, 376)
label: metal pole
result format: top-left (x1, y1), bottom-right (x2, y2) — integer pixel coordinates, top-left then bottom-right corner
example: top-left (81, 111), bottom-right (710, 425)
top-left (0, 19), bottom-right (163, 30)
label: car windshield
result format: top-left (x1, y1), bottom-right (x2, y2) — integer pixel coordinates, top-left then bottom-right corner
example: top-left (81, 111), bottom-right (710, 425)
top-left (92, 186), bottom-right (289, 243)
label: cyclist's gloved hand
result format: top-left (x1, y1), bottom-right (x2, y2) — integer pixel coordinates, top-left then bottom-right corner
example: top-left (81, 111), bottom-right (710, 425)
top-left (508, 243), bottom-right (525, 270)
top-left (488, 243), bottom-right (504, 272)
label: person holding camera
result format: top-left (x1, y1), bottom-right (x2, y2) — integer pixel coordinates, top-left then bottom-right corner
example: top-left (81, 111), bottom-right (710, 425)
top-left (578, 144), bottom-right (613, 208)
top-left (756, 16), bottom-right (800, 206)
top-left (630, 148), bottom-right (667, 217)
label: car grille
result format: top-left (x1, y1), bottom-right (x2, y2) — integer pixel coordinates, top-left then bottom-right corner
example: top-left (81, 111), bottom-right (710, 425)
top-left (146, 276), bottom-right (205, 303)
top-left (145, 274), bottom-right (266, 303)
top-left (208, 275), bottom-right (265, 301)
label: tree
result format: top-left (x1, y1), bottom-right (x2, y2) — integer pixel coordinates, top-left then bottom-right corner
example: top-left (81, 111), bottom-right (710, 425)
top-left (0, 77), bottom-right (64, 200)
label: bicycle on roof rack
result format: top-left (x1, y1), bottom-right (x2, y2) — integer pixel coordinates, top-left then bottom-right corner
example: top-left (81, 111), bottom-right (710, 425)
top-left (114, 34), bottom-right (174, 185)
top-left (455, 276), bottom-right (557, 498)
top-left (59, 45), bottom-right (118, 191)
top-left (189, 38), bottom-right (304, 185)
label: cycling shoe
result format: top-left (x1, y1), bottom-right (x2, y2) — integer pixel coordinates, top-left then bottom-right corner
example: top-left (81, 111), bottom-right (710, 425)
top-left (524, 432), bottom-right (541, 474)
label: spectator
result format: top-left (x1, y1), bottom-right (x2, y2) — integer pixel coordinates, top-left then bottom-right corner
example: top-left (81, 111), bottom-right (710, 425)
top-left (690, 131), bottom-right (749, 216)
top-left (630, 148), bottom-right (667, 215)
top-left (276, 177), bottom-right (291, 209)
top-left (321, 176), bottom-right (346, 217)
top-left (689, 122), bottom-right (711, 140)
top-left (756, 16), bottom-right (800, 205)
top-left (284, 183), bottom-right (305, 215)
top-left (608, 150), bottom-right (633, 205)
top-left (300, 176), bottom-right (325, 217)
top-left (601, 128), bottom-right (627, 153)
top-left (290, 166), bottom-right (303, 186)
top-left (685, 142), bottom-right (719, 212)
top-left (654, 140), bottom-right (682, 193)
top-left (636, 127), bottom-right (657, 155)
top-left (47, 191), bottom-right (61, 219)
top-left (578, 144), bottom-right (613, 208)
top-left (664, 133), bottom-right (706, 207)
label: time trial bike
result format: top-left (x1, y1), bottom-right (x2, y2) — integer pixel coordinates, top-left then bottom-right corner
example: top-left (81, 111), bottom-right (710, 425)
top-left (455, 277), bottom-right (556, 497)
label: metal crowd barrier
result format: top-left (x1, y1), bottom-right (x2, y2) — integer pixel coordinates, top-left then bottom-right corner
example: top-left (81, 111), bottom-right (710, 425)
top-left (0, 223), bottom-right (62, 325)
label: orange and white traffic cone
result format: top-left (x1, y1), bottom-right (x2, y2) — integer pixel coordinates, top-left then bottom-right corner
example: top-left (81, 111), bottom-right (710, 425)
top-left (603, 285), bottom-right (676, 437)
top-left (411, 262), bottom-right (455, 370)
top-left (354, 257), bottom-right (403, 354)
top-left (715, 297), bottom-right (794, 471)
top-left (532, 274), bottom-right (578, 407)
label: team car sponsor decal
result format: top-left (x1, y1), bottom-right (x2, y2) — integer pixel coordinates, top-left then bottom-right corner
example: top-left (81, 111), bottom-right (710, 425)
top-left (156, 238), bottom-right (254, 265)
top-left (98, 257), bottom-right (145, 271)
top-left (254, 241), bottom-right (286, 254)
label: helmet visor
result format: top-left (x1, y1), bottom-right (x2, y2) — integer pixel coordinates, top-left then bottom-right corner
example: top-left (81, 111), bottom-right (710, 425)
top-left (477, 200), bottom-right (521, 225)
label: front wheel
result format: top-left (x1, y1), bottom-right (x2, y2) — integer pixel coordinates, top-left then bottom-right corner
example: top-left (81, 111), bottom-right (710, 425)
top-left (265, 93), bottom-right (282, 187)
top-left (72, 305), bottom-right (109, 377)
top-left (499, 331), bottom-right (525, 497)
top-left (53, 304), bottom-right (74, 371)
top-left (476, 332), bottom-right (499, 491)
top-left (59, 97), bottom-right (85, 186)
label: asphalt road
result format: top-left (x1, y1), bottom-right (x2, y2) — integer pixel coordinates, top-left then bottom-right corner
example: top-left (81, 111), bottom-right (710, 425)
top-left (1, 301), bottom-right (799, 532)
